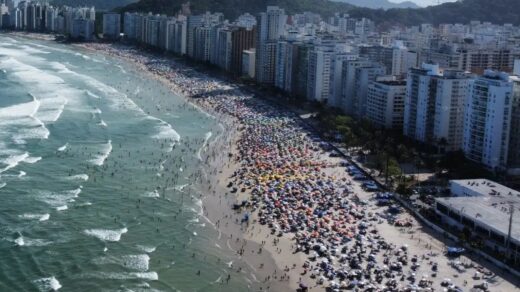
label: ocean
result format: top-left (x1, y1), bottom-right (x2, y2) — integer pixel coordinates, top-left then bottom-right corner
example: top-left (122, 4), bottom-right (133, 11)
top-left (0, 35), bottom-right (249, 291)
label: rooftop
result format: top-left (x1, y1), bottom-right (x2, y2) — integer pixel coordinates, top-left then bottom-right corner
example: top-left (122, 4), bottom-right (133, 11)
top-left (436, 195), bottom-right (520, 244)
top-left (375, 80), bottom-right (406, 86)
top-left (451, 179), bottom-right (520, 197)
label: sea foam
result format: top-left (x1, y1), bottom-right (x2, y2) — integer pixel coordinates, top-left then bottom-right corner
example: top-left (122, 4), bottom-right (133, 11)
top-left (38, 187), bottom-right (82, 207)
top-left (0, 152), bottom-right (29, 174)
top-left (136, 245), bottom-right (157, 254)
top-left (56, 205), bottom-right (68, 211)
top-left (98, 120), bottom-right (107, 127)
top-left (197, 131), bottom-right (212, 161)
top-left (14, 235), bottom-right (53, 247)
top-left (0, 96), bottom-right (50, 144)
top-left (90, 140), bottom-right (112, 166)
top-left (0, 57), bottom-right (70, 125)
top-left (93, 254), bottom-right (150, 271)
top-left (24, 156), bottom-right (42, 164)
top-left (143, 190), bottom-right (160, 198)
top-left (19, 213), bottom-right (50, 222)
top-left (57, 143), bottom-right (68, 152)
top-left (66, 174), bottom-right (89, 181)
top-left (33, 276), bottom-right (62, 291)
top-left (84, 227), bottom-right (128, 242)
top-left (79, 271), bottom-right (158, 281)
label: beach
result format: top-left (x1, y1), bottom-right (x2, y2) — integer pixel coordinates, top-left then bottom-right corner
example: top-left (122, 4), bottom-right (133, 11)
top-left (70, 41), bottom-right (520, 292)
top-left (0, 32), bottom-right (518, 291)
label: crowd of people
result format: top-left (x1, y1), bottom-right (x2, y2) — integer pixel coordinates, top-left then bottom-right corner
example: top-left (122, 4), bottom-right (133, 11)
top-left (83, 42), bottom-right (501, 291)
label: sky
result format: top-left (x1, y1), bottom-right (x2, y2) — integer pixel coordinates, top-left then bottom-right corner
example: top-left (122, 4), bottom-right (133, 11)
top-left (390, 0), bottom-right (457, 7)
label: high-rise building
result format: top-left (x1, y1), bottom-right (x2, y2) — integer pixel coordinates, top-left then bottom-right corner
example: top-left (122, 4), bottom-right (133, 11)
top-left (242, 49), bottom-right (256, 78)
top-left (44, 6), bottom-right (58, 32)
top-left (420, 46), bottom-right (517, 75)
top-left (0, 3), bottom-right (8, 28)
top-left (172, 17), bottom-right (187, 55)
top-left (507, 78), bottom-right (520, 174)
top-left (359, 42), bottom-right (417, 77)
top-left (25, 2), bottom-right (37, 31)
top-left (186, 14), bottom-right (202, 58)
top-left (230, 26), bottom-right (256, 75)
top-left (340, 58), bottom-right (382, 115)
top-left (123, 12), bottom-right (137, 39)
top-left (463, 71), bottom-right (520, 170)
top-left (71, 18), bottom-right (94, 41)
top-left (103, 13), bottom-right (121, 39)
top-left (514, 59), bottom-right (520, 76)
top-left (187, 12), bottom-right (223, 58)
top-left (352, 65), bottom-right (386, 118)
top-left (255, 6), bottom-right (287, 84)
top-left (329, 52), bottom-right (358, 108)
top-left (275, 38), bottom-right (301, 94)
top-left (158, 15), bottom-right (169, 49)
top-left (213, 26), bottom-right (232, 70)
top-left (366, 79), bottom-right (407, 129)
top-left (144, 16), bottom-right (160, 47)
top-left (404, 63), bottom-right (471, 151)
top-left (165, 17), bottom-right (187, 55)
top-left (307, 42), bottom-right (335, 102)
top-left (194, 25), bottom-right (211, 61)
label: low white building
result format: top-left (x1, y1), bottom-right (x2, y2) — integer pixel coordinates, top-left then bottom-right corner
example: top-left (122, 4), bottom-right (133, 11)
top-left (435, 179), bottom-right (520, 264)
top-left (449, 179), bottom-right (520, 197)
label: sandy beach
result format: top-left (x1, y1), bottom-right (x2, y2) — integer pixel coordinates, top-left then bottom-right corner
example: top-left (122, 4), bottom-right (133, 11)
top-left (58, 41), bottom-right (520, 292)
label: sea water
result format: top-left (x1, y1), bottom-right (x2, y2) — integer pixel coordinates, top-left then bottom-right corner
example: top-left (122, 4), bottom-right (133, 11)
top-left (0, 35), bottom-right (249, 291)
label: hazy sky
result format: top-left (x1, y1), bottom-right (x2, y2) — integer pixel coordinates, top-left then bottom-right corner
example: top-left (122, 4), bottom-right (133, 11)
top-left (390, 0), bottom-right (457, 7)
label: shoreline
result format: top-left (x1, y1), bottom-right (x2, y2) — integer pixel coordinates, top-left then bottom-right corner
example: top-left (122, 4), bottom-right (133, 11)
top-left (74, 42), bottom-right (298, 290)
top-left (7, 33), bottom-right (520, 291)
top-left (71, 41), bottom-right (520, 292)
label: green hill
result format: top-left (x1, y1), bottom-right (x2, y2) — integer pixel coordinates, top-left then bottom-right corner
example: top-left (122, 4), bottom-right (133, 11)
top-left (118, 0), bottom-right (520, 26)
top-left (118, 0), bottom-right (355, 20)
top-left (348, 0), bottom-right (520, 26)
top-left (50, 0), bottom-right (137, 11)
top-left (333, 0), bottom-right (419, 10)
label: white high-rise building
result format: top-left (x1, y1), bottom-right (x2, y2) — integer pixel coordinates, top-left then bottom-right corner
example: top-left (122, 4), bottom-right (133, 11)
top-left (359, 42), bottom-right (417, 77)
top-left (514, 59), bottom-right (520, 76)
top-left (391, 43), bottom-right (418, 76)
top-left (44, 6), bottom-right (58, 32)
top-left (404, 63), bottom-right (471, 151)
top-left (353, 65), bottom-right (386, 118)
top-left (255, 6), bottom-right (287, 84)
top-left (103, 13), bottom-right (121, 39)
top-left (340, 58), bottom-right (380, 115)
top-left (275, 39), bottom-right (300, 93)
top-left (329, 52), bottom-right (358, 108)
top-left (366, 79), bottom-right (407, 129)
top-left (242, 49), bottom-right (256, 78)
top-left (165, 17), bottom-right (187, 55)
top-left (307, 43), bottom-right (335, 102)
top-left (463, 71), bottom-right (520, 170)
top-left (123, 12), bottom-right (137, 39)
